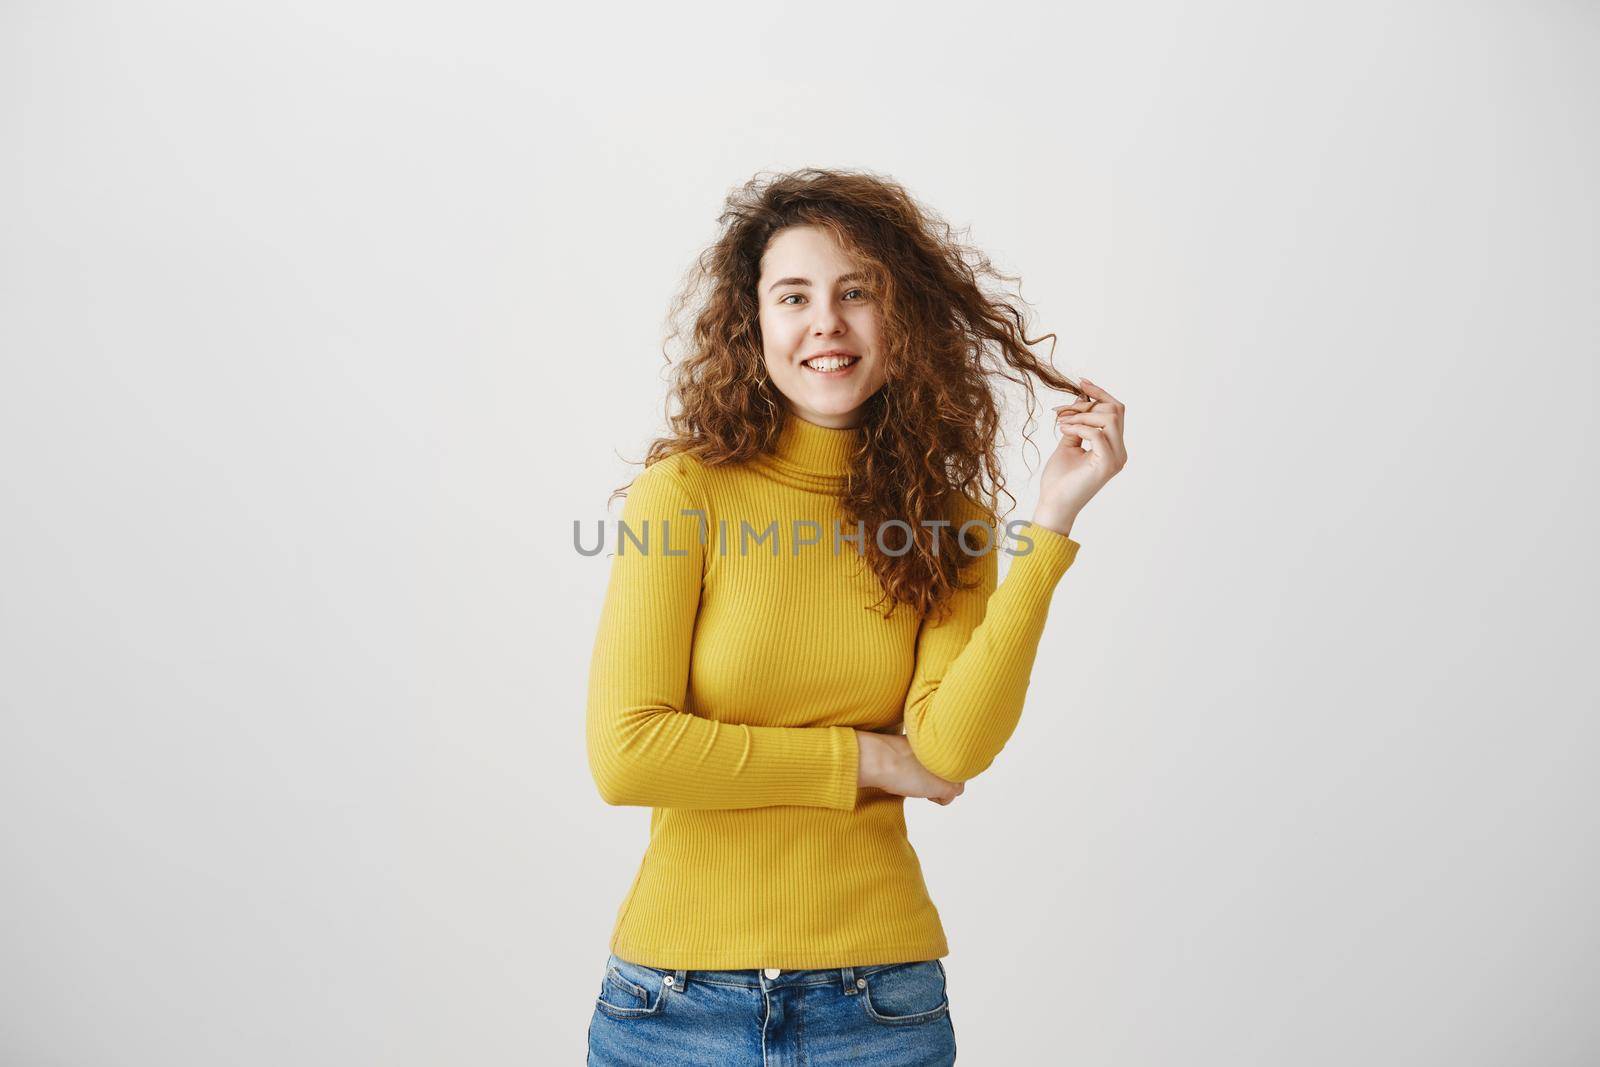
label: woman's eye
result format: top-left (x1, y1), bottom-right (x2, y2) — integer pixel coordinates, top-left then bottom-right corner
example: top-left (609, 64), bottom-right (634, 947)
top-left (780, 289), bottom-right (866, 306)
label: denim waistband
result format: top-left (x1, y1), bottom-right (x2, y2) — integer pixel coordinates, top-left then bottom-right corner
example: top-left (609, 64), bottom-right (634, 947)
top-left (608, 952), bottom-right (943, 994)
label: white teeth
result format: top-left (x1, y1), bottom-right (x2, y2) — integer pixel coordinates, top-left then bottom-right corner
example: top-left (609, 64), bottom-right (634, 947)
top-left (804, 356), bottom-right (858, 371)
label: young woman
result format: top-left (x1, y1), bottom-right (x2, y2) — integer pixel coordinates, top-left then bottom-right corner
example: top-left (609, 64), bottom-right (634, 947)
top-left (584, 167), bottom-right (1128, 1065)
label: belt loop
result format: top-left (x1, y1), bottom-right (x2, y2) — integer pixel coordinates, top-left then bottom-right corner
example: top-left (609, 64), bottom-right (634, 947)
top-left (841, 966), bottom-right (858, 996)
top-left (670, 968), bottom-right (688, 993)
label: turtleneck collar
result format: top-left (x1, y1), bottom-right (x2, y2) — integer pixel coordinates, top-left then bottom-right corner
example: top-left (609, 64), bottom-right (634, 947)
top-left (756, 413), bottom-right (862, 488)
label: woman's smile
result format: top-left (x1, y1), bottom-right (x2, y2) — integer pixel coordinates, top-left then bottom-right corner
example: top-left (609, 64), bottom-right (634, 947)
top-left (801, 352), bottom-right (861, 374)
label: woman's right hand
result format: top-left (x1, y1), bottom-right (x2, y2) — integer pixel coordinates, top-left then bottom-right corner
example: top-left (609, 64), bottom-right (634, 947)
top-left (856, 727), bottom-right (965, 805)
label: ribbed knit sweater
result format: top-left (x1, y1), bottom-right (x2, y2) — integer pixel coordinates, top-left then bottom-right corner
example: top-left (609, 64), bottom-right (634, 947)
top-left (585, 413), bottom-right (1081, 970)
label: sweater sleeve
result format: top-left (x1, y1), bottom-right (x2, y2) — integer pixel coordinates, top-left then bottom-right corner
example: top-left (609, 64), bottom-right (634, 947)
top-left (585, 458), bottom-right (861, 811)
top-left (901, 513), bottom-right (1081, 783)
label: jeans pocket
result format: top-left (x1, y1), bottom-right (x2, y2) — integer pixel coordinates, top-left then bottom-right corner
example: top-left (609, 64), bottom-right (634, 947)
top-left (858, 959), bottom-right (950, 1026)
top-left (593, 956), bottom-right (669, 1021)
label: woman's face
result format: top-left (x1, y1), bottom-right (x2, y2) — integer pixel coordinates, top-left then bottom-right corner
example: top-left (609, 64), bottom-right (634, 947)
top-left (756, 224), bottom-right (887, 429)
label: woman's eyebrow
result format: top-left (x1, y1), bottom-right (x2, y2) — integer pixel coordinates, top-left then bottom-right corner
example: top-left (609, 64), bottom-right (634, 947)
top-left (766, 271), bottom-right (866, 292)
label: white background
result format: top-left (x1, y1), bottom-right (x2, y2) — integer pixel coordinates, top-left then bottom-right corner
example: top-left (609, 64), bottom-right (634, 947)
top-left (3, 1), bottom-right (1597, 1063)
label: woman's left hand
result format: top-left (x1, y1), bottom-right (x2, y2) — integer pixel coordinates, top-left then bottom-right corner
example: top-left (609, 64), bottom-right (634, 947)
top-left (1033, 377), bottom-right (1129, 535)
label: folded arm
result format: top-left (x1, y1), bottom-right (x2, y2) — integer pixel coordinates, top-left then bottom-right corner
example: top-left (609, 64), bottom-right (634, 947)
top-left (585, 457), bottom-right (860, 811)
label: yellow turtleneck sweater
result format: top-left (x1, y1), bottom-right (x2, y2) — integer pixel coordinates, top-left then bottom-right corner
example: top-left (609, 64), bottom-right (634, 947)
top-left (585, 414), bottom-right (1081, 970)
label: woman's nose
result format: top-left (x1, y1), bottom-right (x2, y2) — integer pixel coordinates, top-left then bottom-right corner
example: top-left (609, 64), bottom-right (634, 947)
top-left (811, 302), bottom-right (846, 334)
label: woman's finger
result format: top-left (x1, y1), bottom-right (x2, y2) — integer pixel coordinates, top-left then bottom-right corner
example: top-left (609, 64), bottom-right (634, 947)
top-left (1058, 411), bottom-right (1126, 463)
top-left (1066, 418), bottom-right (1125, 462)
top-left (1082, 422), bottom-right (1128, 466)
top-left (1064, 422), bottom-right (1125, 463)
top-left (1075, 376), bottom-right (1124, 410)
top-left (1057, 411), bottom-right (1119, 429)
top-left (1055, 421), bottom-right (1085, 444)
top-left (1065, 423), bottom-right (1105, 451)
top-left (1057, 412), bottom-right (1119, 447)
top-left (1053, 397), bottom-right (1092, 411)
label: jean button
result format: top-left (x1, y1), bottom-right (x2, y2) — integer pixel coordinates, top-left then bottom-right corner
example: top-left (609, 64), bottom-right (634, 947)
top-left (763, 967), bottom-right (780, 979)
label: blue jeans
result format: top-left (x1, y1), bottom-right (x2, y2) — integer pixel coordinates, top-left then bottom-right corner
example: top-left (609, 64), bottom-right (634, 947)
top-left (587, 952), bottom-right (958, 1065)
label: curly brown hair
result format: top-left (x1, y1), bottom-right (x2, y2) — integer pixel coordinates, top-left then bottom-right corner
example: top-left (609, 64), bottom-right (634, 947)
top-left (611, 166), bottom-right (1085, 622)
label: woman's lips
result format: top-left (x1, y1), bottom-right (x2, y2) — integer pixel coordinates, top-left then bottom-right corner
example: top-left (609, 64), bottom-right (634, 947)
top-left (801, 356), bottom-right (861, 375)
